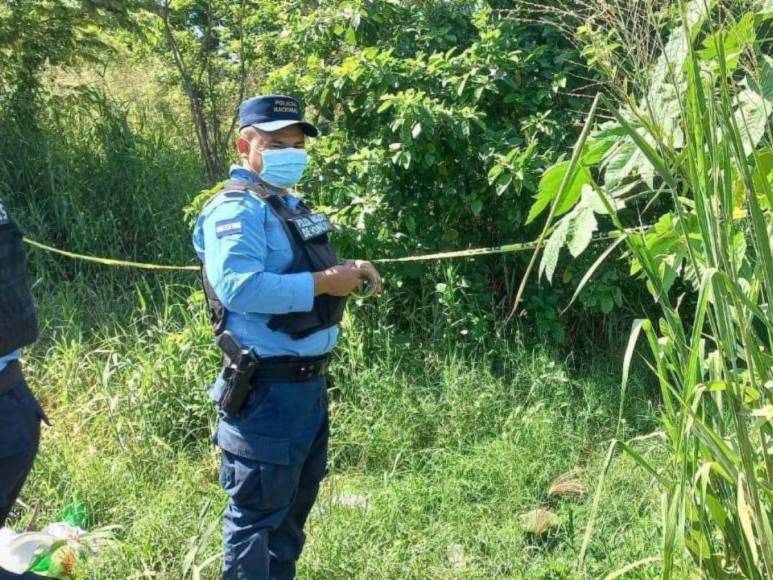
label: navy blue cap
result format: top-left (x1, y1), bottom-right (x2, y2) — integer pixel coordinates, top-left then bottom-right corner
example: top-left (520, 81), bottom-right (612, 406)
top-left (238, 95), bottom-right (319, 137)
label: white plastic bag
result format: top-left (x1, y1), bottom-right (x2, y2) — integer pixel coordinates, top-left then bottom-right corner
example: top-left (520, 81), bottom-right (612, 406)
top-left (0, 523), bottom-right (85, 575)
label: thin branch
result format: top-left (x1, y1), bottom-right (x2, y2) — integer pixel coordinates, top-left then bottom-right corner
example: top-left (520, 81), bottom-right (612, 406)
top-left (159, 0), bottom-right (217, 178)
top-left (221, 0), bottom-right (248, 156)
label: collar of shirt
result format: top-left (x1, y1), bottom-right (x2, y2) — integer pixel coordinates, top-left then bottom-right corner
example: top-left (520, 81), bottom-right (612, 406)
top-left (229, 164), bottom-right (260, 184)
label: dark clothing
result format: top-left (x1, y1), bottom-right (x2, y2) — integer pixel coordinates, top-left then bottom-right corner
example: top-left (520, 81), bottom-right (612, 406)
top-left (218, 375), bottom-right (329, 580)
top-left (0, 202), bottom-right (38, 356)
top-left (0, 378), bottom-right (44, 526)
top-left (0, 569), bottom-right (50, 579)
top-left (0, 201), bottom-right (45, 580)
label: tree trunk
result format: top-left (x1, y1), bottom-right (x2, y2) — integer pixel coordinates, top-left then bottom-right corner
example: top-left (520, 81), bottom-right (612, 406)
top-left (160, 5), bottom-right (221, 181)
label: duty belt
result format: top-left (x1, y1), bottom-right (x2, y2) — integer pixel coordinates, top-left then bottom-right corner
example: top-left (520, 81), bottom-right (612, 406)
top-left (250, 355), bottom-right (330, 383)
top-left (0, 360), bottom-right (24, 395)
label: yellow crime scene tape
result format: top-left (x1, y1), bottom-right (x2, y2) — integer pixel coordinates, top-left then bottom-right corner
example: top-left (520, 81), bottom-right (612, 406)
top-left (371, 228), bottom-right (639, 263)
top-left (22, 238), bottom-right (200, 271)
top-left (22, 227), bottom-right (646, 271)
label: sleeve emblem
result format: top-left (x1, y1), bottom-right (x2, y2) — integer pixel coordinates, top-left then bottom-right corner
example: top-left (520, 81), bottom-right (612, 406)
top-left (215, 218), bottom-right (242, 238)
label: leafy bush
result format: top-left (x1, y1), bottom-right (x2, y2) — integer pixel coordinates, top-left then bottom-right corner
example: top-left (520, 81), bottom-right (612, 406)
top-left (239, 1), bottom-right (636, 338)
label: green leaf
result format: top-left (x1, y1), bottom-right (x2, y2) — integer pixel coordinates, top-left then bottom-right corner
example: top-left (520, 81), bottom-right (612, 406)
top-left (608, 103), bottom-right (677, 190)
top-left (604, 135), bottom-right (653, 189)
top-left (705, 493), bottom-right (729, 528)
top-left (734, 55), bottom-right (773, 155)
top-left (617, 319), bottom-right (646, 433)
top-left (470, 198), bottom-right (482, 215)
top-left (750, 147), bottom-right (773, 209)
top-left (345, 26), bottom-right (357, 45)
top-left (526, 161), bottom-right (592, 224)
top-left (699, 12), bottom-right (756, 73)
top-left (579, 440), bottom-right (619, 566)
top-left (582, 132), bottom-right (619, 166)
top-left (487, 164), bottom-right (503, 182)
top-left (568, 205), bottom-right (598, 257)
top-left (643, 0), bottom-right (716, 146)
top-left (539, 217), bottom-right (570, 281)
top-left (562, 236), bottom-right (626, 314)
top-left (749, 51), bottom-right (773, 100)
top-left (737, 475), bottom-right (760, 566)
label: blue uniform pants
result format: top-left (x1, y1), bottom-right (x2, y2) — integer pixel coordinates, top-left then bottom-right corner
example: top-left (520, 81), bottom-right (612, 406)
top-left (216, 376), bottom-right (328, 580)
top-left (0, 379), bottom-right (47, 580)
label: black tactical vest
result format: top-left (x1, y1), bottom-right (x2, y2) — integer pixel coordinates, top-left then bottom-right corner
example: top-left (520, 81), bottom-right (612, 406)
top-left (0, 200), bottom-right (39, 356)
top-left (200, 180), bottom-right (346, 340)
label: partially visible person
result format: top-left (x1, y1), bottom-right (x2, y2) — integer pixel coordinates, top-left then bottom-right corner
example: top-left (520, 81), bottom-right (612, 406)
top-left (0, 198), bottom-right (48, 580)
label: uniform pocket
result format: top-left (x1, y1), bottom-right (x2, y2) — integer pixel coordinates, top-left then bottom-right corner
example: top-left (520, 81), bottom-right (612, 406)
top-left (220, 446), bottom-right (302, 511)
top-left (252, 461), bottom-right (302, 510)
top-left (243, 381), bottom-right (273, 414)
top-left (216, 426), bottom-right (290, 465)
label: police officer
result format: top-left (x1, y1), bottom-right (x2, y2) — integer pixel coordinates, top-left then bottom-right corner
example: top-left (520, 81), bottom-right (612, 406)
top-left (0, 199), bottom-right (48, 580)
top-left (193, 95), bottom-right (382, 580)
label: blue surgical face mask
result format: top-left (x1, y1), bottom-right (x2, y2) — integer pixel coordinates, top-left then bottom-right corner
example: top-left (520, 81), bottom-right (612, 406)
top-left (259, 148), bottom-right (308, 189)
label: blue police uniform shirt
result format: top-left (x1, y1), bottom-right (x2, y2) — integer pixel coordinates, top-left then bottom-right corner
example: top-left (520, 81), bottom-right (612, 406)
top-left (0, 349), bottom-right (20, 374)
top-left (192, 165), bottom-right (339, 358)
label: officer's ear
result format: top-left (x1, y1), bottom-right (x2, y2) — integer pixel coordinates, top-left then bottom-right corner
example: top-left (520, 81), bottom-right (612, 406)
top-left (235, 135), bottom-right (251, 159)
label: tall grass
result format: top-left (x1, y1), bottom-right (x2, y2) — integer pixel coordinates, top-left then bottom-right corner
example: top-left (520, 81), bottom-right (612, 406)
top-left (0, 84), bottom-right (205, 269)
top-left (564, 2), bottom-right (773, 576)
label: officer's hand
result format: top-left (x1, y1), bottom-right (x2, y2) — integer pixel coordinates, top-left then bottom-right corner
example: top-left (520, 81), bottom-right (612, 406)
top-left (313, 264), bottom-right (363, 297)
top-left (346, 260), bottom-right (383, 297)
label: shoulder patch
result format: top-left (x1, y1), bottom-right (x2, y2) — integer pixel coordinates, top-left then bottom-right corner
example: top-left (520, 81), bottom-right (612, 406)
top-left (215, 218), bottom-right (243, 238)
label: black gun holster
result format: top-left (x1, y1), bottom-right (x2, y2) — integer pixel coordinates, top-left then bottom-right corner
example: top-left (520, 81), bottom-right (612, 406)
top-left (216, 331), bottom-right (260, 417)
top-left (219, 357), bottom-right (260, 417)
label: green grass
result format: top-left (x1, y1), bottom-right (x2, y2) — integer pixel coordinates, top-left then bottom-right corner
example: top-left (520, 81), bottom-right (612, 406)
top-left (6, 281), bottom-right (663, 579)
